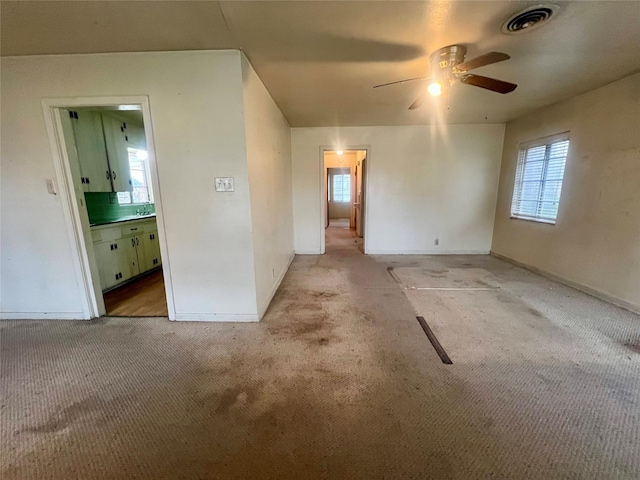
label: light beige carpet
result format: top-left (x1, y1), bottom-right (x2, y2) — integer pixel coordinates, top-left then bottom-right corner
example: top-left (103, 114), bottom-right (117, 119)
top-left (2, 227), bottom-right (639, 478)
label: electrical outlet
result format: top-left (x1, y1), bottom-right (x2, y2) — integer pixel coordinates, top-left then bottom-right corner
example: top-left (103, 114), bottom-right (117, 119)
top-left (215, 177), bottom-right (234, 192)
top-left (46, 179), bottom-right (57, 195)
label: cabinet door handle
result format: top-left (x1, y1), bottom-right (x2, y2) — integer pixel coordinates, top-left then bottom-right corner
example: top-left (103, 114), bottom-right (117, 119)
top-left (136, 238), bottom-right (139, 246)
top-left (132, 238), bottom-right (135, 247)
top-left (106, 170), bottom-right (111, 179)
top-left (112, 170), bottom-right (116, 180)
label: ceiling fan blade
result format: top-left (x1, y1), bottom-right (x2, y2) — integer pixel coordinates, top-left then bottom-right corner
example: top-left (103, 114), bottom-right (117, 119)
top-left (460, 74), bottom-right (517, 94)
top-left (373, 76), bottom-right (430, 88)
top-left (408, 93), bottom-right (427, 110)
top-left (453, 52), bottom-right (510, 73)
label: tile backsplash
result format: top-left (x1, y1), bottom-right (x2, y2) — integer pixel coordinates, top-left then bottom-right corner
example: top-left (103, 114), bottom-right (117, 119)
top-left (85, 192), bottom-right (155, 225)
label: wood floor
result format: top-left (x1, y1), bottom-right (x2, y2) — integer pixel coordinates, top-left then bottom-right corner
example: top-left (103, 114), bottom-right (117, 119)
top-left (103, 269), bottom-right (168, 317)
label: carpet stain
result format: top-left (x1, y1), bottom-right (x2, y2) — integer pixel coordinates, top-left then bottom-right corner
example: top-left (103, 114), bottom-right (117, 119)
top-left (215, 385), bottom-right (259, 414)
top-left (285, 303), bottom-right (322, 313)
top-left (426, 269), bottom-right (449, 274)
top-left (527, 307), bottom-right (545, 318)
top-left (266, 314), bottom-right (338, 348)
top-left (622, 341), bottom-right (640, 354)
top-left (21, 396), bottom-right (102, 434)
top-left (311, 337), bottom-right (331, 347)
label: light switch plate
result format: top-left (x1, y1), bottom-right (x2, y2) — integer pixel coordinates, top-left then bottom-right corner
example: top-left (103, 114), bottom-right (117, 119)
top-left (215, 177), bottom-right (234, 192)
top-left (46, 178), bottom-right (57, 195)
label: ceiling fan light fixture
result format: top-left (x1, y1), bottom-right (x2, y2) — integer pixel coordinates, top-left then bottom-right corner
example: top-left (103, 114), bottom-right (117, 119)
top-left (336, 150), bottom-right (343, 155)
top-left (501, 4), bottom-right (560, 34)
top-left (427, 82), bottom-right (442, 97)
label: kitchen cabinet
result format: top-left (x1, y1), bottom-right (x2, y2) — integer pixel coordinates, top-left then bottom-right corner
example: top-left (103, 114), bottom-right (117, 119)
top-left (91, 218), bottom-right (161, 292)
top-left (101, 114), bottom-right (133, 193)
top-left (69, 110), bottom-right (112, 192)
top-left (93, 240), bottom-right (121, 290)
top-left (66, 110), bottom-right (134, 193)
top-left (125, 123), bottom-right (147, 150)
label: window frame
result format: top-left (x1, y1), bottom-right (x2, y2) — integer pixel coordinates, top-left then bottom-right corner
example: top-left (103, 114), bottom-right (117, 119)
top-left (510, 132), bottom-right (570, 225)
top-left (331, 173), bottom-right (351, 204)
top-left (123, 147), bottom-right (153, 204)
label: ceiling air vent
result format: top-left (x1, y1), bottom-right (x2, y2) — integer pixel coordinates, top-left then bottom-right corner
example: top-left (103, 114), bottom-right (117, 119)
top-left (501, 4), bottom-right (560, 34)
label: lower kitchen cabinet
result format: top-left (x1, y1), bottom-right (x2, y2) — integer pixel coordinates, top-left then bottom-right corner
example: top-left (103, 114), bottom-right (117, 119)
top-left (91, 218), bottom-right (162, 292)
top-left (93, 240), bottom-right (123, 291)
top-left (140, 231), bottom-right (162, 271)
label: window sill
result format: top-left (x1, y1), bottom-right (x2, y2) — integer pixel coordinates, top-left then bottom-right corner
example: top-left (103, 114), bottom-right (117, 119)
top-left (510, 215), bottom-right (556, 225)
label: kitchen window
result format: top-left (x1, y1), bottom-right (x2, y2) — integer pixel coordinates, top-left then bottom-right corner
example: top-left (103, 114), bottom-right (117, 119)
top-left (511, 133), bottom-right (570, 224)
top-left (118, 148), bottom-right (153, 204)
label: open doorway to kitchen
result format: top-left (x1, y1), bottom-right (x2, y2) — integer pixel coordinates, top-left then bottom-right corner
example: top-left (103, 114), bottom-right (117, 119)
top-left (44, 98), bottom-right (173, 319)
top-left (323, 150), bottom-right (367, 253)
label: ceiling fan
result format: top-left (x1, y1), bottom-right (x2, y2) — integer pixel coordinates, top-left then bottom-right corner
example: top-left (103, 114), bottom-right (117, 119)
top-left (374, 45), bottom-right (517, 110)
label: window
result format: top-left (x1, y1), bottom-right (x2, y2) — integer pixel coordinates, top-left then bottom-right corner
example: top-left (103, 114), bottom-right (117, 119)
top-left (511, 133), bottom-right (570, 224)
top-left (332, 174), bottom-right (351, 203)
top-left (118, 148), bottom-right (153, 204)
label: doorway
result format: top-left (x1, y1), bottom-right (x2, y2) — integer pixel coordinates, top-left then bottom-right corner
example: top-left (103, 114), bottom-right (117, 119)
top-left (323, 150), bottom-right (367, 252)
top-left (43, 97), bottom-right (174, 319)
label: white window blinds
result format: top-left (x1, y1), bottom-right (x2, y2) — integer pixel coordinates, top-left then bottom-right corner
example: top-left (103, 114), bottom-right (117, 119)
top-left (511, 133), bottom-right (570, 224)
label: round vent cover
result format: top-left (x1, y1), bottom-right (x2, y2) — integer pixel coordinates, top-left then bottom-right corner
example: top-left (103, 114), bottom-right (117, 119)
top-left (501, 4), bottom-right (560, 34)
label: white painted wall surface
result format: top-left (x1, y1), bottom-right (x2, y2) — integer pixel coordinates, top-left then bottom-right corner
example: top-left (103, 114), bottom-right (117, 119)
top-left (492, 73), bottom-right (640, 311)
top-left (241, 56), bottom-right (294, 318)
top-left (291, 125), bottom-right (506, 254)
top-left (1, 51), bottom-right (259, 320)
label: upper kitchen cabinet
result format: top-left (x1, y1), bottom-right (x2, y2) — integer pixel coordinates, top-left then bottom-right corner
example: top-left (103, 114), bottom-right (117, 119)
top-left (124, 123), bottom-right (147, 150)
top-left (70, 110), bottom-right (112, 192)
top-left (101, 114), bottom-right (133, 193)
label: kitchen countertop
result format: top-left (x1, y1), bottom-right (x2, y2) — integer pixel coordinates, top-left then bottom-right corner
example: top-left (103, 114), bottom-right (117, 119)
top-left (90, 214), bottom-right (156, 228)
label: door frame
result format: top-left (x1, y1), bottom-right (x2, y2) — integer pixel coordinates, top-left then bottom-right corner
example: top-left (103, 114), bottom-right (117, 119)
top-left (319, 146), bottom-right (370, 254)
top-left (326, 166), bottom-right (353, 227)
top-left (41, 95), bottom-right (176, 320)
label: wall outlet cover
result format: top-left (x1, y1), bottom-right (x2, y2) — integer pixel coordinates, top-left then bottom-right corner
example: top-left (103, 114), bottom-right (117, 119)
top-left (215, 177), bottom-right (234, 192)
top-left (46, 178), bottom-right (57, 195)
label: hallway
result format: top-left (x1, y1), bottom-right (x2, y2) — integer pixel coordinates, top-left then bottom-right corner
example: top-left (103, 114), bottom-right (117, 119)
top-left (326, 218), bottom-right (363, 252)
top-left (2, 247), bottom-right (640, 478)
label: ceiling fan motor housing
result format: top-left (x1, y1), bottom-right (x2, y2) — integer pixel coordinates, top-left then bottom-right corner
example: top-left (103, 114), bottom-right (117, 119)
top-left (431, 45), bottom-right (467, 70)
top-left (430, 45), bottom-right (467, 86)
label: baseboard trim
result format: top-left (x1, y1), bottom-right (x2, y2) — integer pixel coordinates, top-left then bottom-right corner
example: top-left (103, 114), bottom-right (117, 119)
top-left (173, 313), bottom-right (260, 322)
top-left (491, 251), bottom-right (640, 314)
top-left (0, 312), bottom-right (88, 320)
top-left (257, 253), bottom-right (295, 320)
top-left (366, 249), bottom-right (491, 255)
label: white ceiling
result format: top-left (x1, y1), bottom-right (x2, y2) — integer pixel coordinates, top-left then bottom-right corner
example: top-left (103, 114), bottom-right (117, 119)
top-left (2, 1), bottom-right (639, 126)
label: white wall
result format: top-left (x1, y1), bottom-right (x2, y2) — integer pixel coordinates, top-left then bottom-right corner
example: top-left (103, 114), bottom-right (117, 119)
top-left (241, 55), bottom-right (294, 319)
top-left (292, 125), bottom-right (506, 254)
top-left (492, 73), bottom-right (640, 312)
top-left (1, 51), bottom-right (260, 321)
